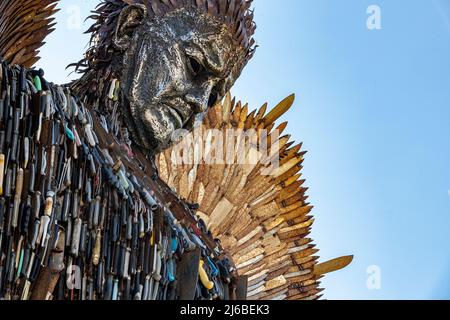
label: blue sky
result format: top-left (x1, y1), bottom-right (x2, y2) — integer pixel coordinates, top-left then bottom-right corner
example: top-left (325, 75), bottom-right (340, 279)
top-left (38, 0), bottom-right (450, 299)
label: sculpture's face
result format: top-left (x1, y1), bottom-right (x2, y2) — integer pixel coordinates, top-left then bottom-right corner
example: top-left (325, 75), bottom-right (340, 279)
top-left (116, 6), bottom-right (246, 152)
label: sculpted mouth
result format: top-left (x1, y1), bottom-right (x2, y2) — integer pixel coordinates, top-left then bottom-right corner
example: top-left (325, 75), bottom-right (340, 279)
top-left (166, 104), bottom-right (184, 128)
top-left (165, 102), bottom-right (193, 128)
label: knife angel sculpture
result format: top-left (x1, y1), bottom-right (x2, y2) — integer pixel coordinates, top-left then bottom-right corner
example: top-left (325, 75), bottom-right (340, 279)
top-left (0, 0), bottom-right (352, 300)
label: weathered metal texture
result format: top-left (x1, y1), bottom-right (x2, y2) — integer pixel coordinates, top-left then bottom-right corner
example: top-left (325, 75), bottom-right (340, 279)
top-left (0, 0), bottom-right (59, 67)
top-left (73, 0), bottom-right (256, 73)
top-left (158, 94), bottom-right (353, 300)
top-left (176, 248), bottom-right (201, 300)
top-left (69, 0), bottom-right (256, 154)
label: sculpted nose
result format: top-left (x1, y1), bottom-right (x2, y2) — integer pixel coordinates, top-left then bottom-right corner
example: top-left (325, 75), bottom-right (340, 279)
top-left (185, 82), bottom-right (215, 113)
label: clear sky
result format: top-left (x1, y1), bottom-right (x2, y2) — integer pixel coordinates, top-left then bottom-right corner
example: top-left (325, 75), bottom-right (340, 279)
top-left (37, 0), bottom-right (450, 300)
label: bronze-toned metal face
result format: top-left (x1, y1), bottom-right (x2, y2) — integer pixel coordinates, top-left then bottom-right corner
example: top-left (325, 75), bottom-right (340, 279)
top-left (116, 6), bottom-right (246, 153)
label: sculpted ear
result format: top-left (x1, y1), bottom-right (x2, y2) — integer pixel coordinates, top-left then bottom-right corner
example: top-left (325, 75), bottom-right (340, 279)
top-left (113, 4), bottom-right (147, 50)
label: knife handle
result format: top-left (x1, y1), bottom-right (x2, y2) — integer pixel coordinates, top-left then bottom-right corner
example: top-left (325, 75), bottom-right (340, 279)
top-left (199, 260), bottom-right (214, 290)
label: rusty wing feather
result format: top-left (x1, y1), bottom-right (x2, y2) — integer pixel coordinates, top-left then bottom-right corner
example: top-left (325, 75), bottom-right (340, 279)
top-left (0, 0), bottom-right (60, 67)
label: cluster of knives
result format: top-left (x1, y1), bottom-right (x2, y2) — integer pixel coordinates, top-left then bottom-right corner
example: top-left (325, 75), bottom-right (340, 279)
top-left (0, 59), bottom-right (242, 300)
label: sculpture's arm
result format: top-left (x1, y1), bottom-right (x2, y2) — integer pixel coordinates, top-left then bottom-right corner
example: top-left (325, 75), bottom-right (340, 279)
top-left (0, 59), bottom-right (239, 300)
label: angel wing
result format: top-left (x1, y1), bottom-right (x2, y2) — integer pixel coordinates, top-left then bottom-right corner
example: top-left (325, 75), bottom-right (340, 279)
top-left (0, 0), bottom-right (59, 67)
top-left (157, 93), bottom-right (353, 300)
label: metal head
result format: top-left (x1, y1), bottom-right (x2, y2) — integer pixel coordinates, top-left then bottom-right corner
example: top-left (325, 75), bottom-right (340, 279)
top-left (72, 0), bottom-right (256, 153)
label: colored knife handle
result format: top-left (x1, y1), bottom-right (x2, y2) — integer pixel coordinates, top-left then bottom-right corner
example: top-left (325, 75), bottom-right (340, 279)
top-left (12, 168), bottom-right (24, 228)
top-left (92, 229), bottom-right (102, 266)
top-left (199, 260), bottom-right (214, 290)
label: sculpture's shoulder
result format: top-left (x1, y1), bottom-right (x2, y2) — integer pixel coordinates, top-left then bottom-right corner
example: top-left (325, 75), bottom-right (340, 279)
top-left (0, 60), bottom-right (239, 300)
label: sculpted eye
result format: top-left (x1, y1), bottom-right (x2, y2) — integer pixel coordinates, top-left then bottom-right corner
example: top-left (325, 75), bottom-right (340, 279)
top-left (208, 81), bottom-right (226, 108)
top-left (208, 88), bottom-right (219, 108)
top-left (187, 56), bottom-right (205, 77)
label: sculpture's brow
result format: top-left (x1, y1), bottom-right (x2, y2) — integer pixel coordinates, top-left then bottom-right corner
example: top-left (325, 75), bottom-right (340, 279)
top-left (196, 41), bottom-right (227, 76)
